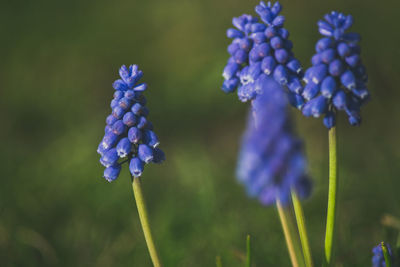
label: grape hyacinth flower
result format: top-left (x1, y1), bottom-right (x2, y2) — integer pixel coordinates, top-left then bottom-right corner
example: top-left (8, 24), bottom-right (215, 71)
top-left (222, 1), bottom-right (304, 105)
top-left (372, 243), bottom-right (394, 267)
top-left (97, 65), bottom-right (165, 182)
top-left (97, 64), bottom-right (164, 267)
top-left (236, 77), bottom-right (312, 205)
top-left (234, 77), bottom-right (313, 267)
top-left (301, 11), bottom-right (370, 128)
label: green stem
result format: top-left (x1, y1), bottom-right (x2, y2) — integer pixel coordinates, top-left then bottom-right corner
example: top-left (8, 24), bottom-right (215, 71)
top-left (246, 235), bottom-right (251, 267)
top-left (381, 242), bottom-right (392, 267)
top-left (276, 200), bottom-right (304, 267)
top-left (216, 256), bottom-right (222, 267)
top-left (291, 191), bottom-right (314, 267)
top-left (132, 177), bottom-right (163, 267)
top-left (324, 127), bottom-right (338, 266)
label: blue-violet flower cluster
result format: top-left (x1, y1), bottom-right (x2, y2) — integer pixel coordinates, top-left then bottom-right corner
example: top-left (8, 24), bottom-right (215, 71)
top-left (236, 78), bottom-right (311, 205)
top-left (222, 1), bottom-right (304, 104)
top-left (300, 12), bottom-right (369, 128)
top-left (97, 65), bottom-right (165, 182)
top-left (372, 243), bottom-right (394, 267)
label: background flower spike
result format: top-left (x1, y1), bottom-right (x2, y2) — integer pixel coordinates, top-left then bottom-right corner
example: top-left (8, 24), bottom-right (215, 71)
top-left (236, 77), bottom-right (312, 206)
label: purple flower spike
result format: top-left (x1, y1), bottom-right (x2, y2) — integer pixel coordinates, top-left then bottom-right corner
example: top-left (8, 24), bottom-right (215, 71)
top-left (221, 1), bottom-right (305, 106)
top-left (97, 65), bottom-right (165, 182)
top-left (236, 77), bottom-right (312, 206)
top-left (300, 11), bottom-right (369, 128)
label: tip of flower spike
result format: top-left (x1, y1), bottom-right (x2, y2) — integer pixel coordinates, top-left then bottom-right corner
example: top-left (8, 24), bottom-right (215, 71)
top-left (114, 64), bottom-right (144, 89)
top-left (319, 11), bottom-right (356, 41)
top-left (255, 1), bottom-right (283, 25)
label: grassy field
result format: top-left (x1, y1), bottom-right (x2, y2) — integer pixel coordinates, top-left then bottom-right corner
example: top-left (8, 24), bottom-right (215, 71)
top-left (1, 0), bottom-right (400, 266)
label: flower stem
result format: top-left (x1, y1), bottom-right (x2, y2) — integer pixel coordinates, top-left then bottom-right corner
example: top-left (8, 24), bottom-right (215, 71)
top-left (132, 177), bottom-right (162, 267)
top-left (246, 234), bottom-right (251, 267)
top-left (216, 256), bottom-right (222, 267)
top-left (276, 199), bottom-right (304, 267)
top-left (381, 242), bottom-right (392, 267)
top-left (324, 127), bottom-right (338, 266)
top-left (291, 191), bottom-right (314, 267)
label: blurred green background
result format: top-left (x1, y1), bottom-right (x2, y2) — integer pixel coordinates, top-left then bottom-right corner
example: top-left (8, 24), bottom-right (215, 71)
top-left (1, 0), bottom-right (399, 266)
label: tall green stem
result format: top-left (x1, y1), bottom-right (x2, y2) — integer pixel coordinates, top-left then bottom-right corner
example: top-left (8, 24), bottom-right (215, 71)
top-left (291, 191), bottom-right (314, 267)
top-left (216, 256), bottom-right (223, 267)
top-left (324, 127), bottom-right (338, 266)
top-left (132, 177), bottom-right (163, 267)
top-left (277, 200), bottom-right (304, 267)
top-left (246, 234), bottom-right (251, 267)
top-left (381, 242), bottom-right (392, 267)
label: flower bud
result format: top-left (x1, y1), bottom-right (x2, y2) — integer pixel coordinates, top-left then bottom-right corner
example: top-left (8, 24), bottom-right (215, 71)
top-left (328, 59), bottom-right (345, 76)
top-left (332, 90), bottom-right (347, 110)
top-left (227, 28), bottom-right (244, 38)
top-left (137, 116), bottom-right (147, 129)
top-left (222, 78), bottom-right (239, 93)
top-left (114, 90), bottom-right (124, 99)
top-left (265, 26), bottom-right (277, 38)
top-left (340, 70), bottom-right (356, 89)
top-left (124, 90), bottom-right (136, 101)
top-left (234, 49), bottom-right (248, 64)
top-left (275, 49), bottom-right (289, 64)
top-left (129, 157), bottom-right (144, 177)
top-left (100, 148), bottom-right (119, 167)
top-left (101, 132), bottom-right (118, 149)
top-left (144, 130), bottom-right (160, 148)
top-left (118, 97), bottom-right (132, 109)
top-left (270, 36), bottom-right (283, 49)
top-left (123, 112), bottom-right (137, 127)
top-left (112, 106), bottom-right (125, 119)
top-left (302, 82), bottom-right (320, 101)
top-left (112, 120), bottom-right (127, 135)
top-left (106, 114), bottom-right (117, 126)
top-left (116, 137), bottom-right (132, 158)
top-left (128, 127), bottom-right (142, 143)
top-left (261, 56), bottom-right (276, 75)
top-left (320, 48), bottom-right (336, 63)
top-left (320, 76), bottom-right (337, 98)
top-left (302, 95), bottom-right (327, 118)
top-left (310, 64), bottom-right (328, 84)
top-left (138, 144), bottom-right (154, 163)
top-left (288, 77), bottom-right (302, 94)
top-left (104, 164), bottom-right (121, 182)
top-left (286, 59), bottom-right (302, 74)
top-left (228, 42), bottom-right (240, 55)
top-left (112, 79), bottom-right (128, 91)
top-left (315, 37), bottom-right (333, 52)
top-left (323, 112), bottom-right (336, 129)
top-left (337, 42), bottom-right (351, 57)
top-left (273, 65), bottom-right (289, 85)
top-left (153, 148), bottom-right (166, 163)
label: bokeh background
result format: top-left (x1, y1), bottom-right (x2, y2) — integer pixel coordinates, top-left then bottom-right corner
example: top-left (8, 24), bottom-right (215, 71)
top-left (1, 0), bottom-right (400, 266)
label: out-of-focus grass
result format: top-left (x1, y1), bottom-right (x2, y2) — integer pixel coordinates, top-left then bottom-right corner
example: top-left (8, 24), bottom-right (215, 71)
top-left (1, 0), bottom-right (400, 266)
